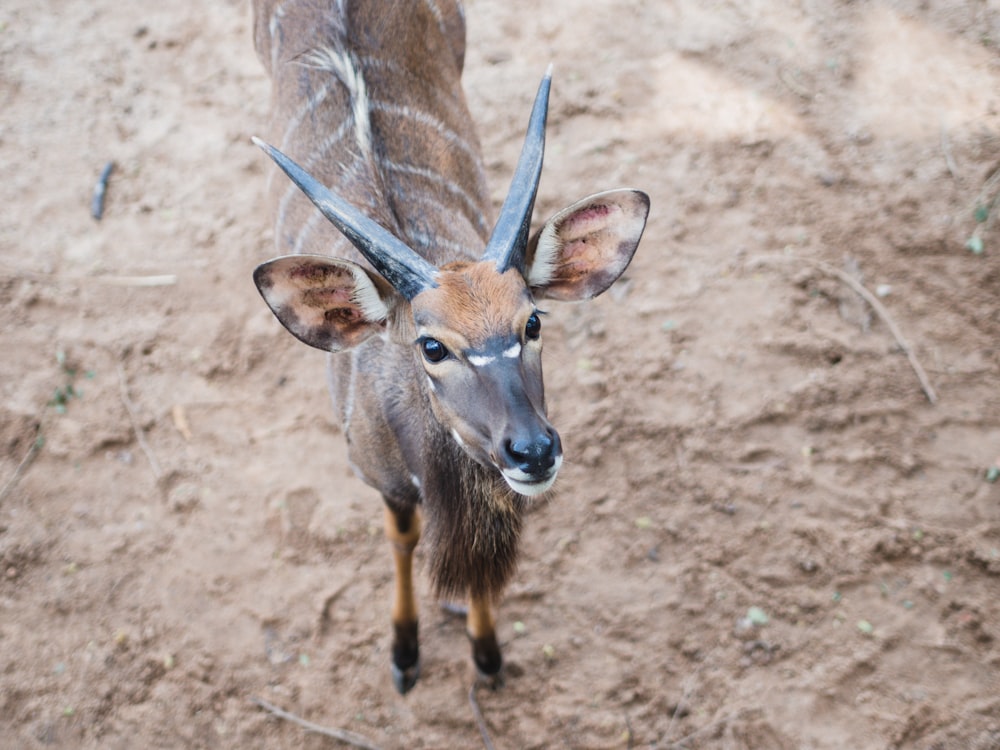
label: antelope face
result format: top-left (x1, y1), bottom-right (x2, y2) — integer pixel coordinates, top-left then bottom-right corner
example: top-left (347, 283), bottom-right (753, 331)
top-left (412, 262), bottom-right (562, 496)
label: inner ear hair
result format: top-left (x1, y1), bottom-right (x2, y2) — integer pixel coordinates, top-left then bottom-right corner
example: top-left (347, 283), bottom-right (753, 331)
top-left (525, 223), bottom-right (560, 290)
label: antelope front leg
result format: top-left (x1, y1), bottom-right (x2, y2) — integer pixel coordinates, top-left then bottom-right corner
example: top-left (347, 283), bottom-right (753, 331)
top-left (383, 504), bottom-right (421, 694)
top-left (467, 593), bottom-right (503, 685)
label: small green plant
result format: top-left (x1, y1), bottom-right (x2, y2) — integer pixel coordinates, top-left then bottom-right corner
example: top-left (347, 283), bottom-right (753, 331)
top-left (48, 350), bottom-right (94, 414)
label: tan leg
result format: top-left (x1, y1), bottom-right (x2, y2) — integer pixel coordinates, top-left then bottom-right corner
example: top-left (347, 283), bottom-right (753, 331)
top-left (384, 505), bottom-right (421, 694)
top-left (467, 592), bottom-right (503, 682)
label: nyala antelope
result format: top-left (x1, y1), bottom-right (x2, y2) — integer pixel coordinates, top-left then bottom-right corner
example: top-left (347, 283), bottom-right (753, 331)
top-left (251, 0), bottom-right (648, 693)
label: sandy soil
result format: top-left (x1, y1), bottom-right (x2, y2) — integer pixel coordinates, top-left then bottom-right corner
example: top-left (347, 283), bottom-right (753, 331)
top-left (3, 1), bottom-right (1000, 747)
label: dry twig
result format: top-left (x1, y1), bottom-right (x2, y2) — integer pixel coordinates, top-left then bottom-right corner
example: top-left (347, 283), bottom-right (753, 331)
top-left (251, 697), bottom-right (382, 750)
top-left (468, 684), bottom-right (497, 750)
top-left (748, 254), bottom-right (938, 404)
top-left (664, 674), bottom-right (697, 742)
top-left (91, 161), bottom-right (114, 221)
top-left (116, 361), bottom-right (163, 479)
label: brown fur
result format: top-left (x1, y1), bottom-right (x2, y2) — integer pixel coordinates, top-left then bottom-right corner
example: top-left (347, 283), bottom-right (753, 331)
top-left (414, 263), bottom-right (534, 347)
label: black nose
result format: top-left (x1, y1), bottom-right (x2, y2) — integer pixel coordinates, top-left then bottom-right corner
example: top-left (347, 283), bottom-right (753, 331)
top-left (505, 430), bottom-right (560, 473)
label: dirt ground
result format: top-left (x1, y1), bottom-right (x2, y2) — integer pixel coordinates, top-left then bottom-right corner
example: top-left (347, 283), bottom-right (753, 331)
top-left (3, 0), bottom-right (1000, 747)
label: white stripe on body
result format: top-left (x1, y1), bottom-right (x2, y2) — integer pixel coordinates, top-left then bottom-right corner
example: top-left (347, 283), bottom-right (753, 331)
top-left (383, 160), bottom-right (488, 236)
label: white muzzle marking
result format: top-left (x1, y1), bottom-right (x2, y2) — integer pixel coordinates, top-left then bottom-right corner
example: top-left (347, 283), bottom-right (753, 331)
top-left (501, 455), bottom-right (563, 497)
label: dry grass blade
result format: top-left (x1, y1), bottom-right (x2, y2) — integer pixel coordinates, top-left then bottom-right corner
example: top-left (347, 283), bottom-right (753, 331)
top-left (660, 709), bottom-right (757, 748)
top-left (748, 254), bottom-right (938, 404)
top-left (0, 265), bottom-right (177, 287)
top-left (251, 697), bottom-right (383, 750)
top-left (940, 122), bottom-right (958, 180)
top-left (95, 274), bottom-right (178, 287)
top-left (778, 65), bottom-right (812, 100)
top-left (0, 429), bottom-right (43, 504)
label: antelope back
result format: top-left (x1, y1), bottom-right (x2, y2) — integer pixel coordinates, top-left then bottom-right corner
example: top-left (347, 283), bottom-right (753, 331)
top-left (253, 0), bottom-right (490, 265)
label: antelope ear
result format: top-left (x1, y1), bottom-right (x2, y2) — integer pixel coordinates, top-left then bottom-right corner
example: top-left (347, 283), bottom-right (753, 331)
top-left (525, 189), bottom-right (649, 301)
top-left (253, 255), bottom-right (392, 352)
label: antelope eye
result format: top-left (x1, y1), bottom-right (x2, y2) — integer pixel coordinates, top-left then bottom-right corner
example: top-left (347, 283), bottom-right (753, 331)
top-left (525, 313), bottom-right (541, 340)
top-left (420, 337), bottom-right (449, 363)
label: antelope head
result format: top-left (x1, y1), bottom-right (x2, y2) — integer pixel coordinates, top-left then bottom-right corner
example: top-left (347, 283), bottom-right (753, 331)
top-left (252, 73), bottom-right (649, 497)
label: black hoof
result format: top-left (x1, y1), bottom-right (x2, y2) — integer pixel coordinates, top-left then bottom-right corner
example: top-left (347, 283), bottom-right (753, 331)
top-left (392, 621), bottom-right (420, 694)
top-left (391, 658), bottom-right (421, 695)
top-left (470, 634), bottom-right (503, 689)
